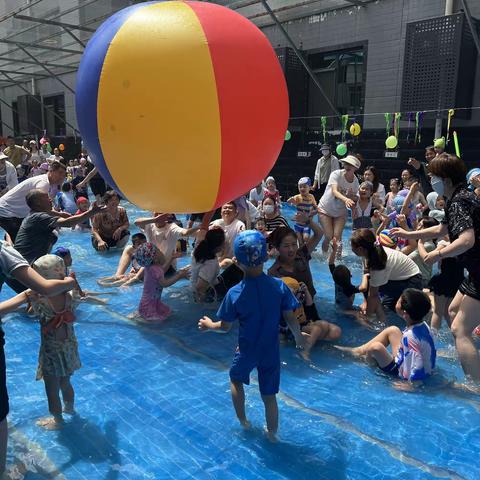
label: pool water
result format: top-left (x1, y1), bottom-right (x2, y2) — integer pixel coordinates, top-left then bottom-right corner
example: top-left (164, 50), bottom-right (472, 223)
top-left (1, 203), bottom-right (479, 480)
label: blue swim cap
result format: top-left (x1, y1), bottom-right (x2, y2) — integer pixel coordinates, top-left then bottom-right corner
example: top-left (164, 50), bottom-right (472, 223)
top-left (234, 230), bottom-right (267, 267)
top-left (467, 168), bottom-right (480, 185)
top-left (53, 247), bottom-right (71, 258)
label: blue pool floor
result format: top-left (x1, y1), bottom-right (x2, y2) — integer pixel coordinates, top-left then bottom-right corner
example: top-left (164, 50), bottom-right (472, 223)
top-left (1, 203), bottom-right (479, 480)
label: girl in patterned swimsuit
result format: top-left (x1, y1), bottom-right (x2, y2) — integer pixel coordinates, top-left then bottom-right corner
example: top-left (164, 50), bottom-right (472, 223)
top-left (0, 254), bottom-right (80, 430)
top-left (131, 242), bottom-right (190, 323)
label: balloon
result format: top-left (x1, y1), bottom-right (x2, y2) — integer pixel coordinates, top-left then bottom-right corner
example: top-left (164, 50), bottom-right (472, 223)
top-left (336, 143), bottom-right (347, 156)
top-left (75, 1), bottom-right (289, 213)
top-left (59, 144), bottom-right (65, 151)
top-left (46, 143), bottom-right (52, 153)
top-left (349, 123), bottom-right (361, 136)
top-left (378, 229), bottom-right (397, 249)
top-left (285, 130), bottom-right (291, 141)
top-left (434, 137), bottom-right (445, 149)
top-left (385, 135), bottom-right (398, 149)
top-left (39, 137), bottom-right (46, 145)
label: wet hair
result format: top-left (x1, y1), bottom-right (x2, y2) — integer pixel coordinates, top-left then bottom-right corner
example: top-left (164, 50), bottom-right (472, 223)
top-left (428, 153), bottom-right (467, 186)
top-left (61, 181), bottom-right (72, 192)
top-left (420, 217), bottom-right (439, 229)
top-left (132, 232), bottom-right (146, 244)
top-left (364, 166), bottom-right (379, 193)
top-left (351, 228), bottom-right (387, 270)
top-left (269, 226), bottom-right (297, 249)
top-left (399, 288), bottom-right (431, 323)
top-left (103, 190), bottom-right (119, 203)
top-left (332, 265), bottom-right (351, 287)
top-left (194, 228), bottom-right (225, 263)
top-left (25, 189), bottom-right (47, 210)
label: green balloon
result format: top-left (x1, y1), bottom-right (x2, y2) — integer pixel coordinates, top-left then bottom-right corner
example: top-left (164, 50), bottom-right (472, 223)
top-left (336, 143), bottom-right (347, 156)
top-left (285, 130), bottom-right (291, 141)
top-left (385, 135), bottom-right (398, 149)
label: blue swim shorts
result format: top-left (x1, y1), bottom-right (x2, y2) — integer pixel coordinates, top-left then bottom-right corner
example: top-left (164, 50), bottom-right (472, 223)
top-left (229, 349), bottom-right (280, 395)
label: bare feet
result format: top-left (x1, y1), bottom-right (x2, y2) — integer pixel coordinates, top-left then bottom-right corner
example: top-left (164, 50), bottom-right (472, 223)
top-left (36, 416), bottom-right (64, 430)
top-left (333, 345), bottom-right (365, 358)
top-left (239, 418), bottom-right (252, 430)
top-left (300, 348), bottom-right (311, 362)
top-left (63, 402), bottom-right (75, 415)
top-left (264, 427), bottom-right (278, 443)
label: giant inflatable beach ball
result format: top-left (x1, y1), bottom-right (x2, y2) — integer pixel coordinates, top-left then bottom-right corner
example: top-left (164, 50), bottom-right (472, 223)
top-left (76, 1), bottom-right (289, 213)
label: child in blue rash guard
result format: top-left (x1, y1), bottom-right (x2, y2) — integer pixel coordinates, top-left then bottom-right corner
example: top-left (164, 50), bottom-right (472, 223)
top-left (336, 288), bottom-right (436, 386)
top-left (198, 230), bottom-right (305, 441)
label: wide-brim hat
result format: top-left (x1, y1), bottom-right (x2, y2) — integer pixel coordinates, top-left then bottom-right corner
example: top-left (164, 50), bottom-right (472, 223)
top-left (341, 155), bottom-right (361, 169)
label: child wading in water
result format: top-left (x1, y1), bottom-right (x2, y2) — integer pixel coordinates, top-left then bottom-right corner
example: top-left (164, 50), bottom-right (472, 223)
top-left (198, 231), bottom-right (305, 441)
top-left (0, 254), bottom-right (80, 429)
top-left (132, 242), bottom-right (190, 322)
top-left (336, 289), bottom-right (436, 389)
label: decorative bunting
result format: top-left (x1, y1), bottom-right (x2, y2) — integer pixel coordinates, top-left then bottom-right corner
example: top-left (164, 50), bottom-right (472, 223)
top-left (341, 114), bottom-right (349, 142)
top-left (384, 113), bottom-right (391, 138)
top-left (446, 109), bottom-right (454, 144)
top-left (321, 116), bottom-right (327, 143)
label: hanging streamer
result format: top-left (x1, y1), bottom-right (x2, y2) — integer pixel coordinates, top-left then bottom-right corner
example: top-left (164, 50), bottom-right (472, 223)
top-left (453, 131), bottom-right (461, 158)
top-left (406, 112), bottom-right (414, 143)
top-left (384, 113), bottom-right (391, 138)
top-left (341, 114), bottom-right (349, 142)
top-left (394, 112), bottom-right (401, 138)
top-left (321, 116), bottom-right (327, 143)
top-left (446, 109), bottom-right (455, 144)
top-left (415, 111), bottom-right (424, 144)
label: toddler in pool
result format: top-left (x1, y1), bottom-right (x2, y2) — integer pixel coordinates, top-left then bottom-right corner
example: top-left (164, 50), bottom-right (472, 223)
top-left (0, 255), bottom-right (81, 429)
top-left (132, 242), bottom-right (190, 322)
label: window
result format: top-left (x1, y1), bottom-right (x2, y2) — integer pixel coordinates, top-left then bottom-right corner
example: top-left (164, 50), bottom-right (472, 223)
top-left (307, 47), bottom-right (365, 127)
top-left (43, 94), bottom-right (66, 136)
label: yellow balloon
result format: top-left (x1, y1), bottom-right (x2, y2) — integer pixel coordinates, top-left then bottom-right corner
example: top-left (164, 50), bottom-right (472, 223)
top-left (350, 123), bottom-right (361, 136)
top-left (385, 135), bottom-right (398, 149)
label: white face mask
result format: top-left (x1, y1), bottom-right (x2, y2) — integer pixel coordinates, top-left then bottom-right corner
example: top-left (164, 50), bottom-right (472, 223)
top-left (263, 205), bottom-right (275, 215)
top-left (430, 175), bottom-right (445, 197)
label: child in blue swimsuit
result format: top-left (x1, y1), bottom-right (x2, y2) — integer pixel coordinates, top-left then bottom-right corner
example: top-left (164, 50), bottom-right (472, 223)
top-left (198, 231), bottom-right (305, 441)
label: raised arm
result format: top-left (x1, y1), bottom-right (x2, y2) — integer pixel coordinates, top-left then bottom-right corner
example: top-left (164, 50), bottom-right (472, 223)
top-left (12, 265), bottom-right (75, 296)
top-left (134, 213), bottom-right (169, 229)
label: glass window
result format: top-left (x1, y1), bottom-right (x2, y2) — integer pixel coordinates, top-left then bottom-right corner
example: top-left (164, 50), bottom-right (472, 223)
top-left (307, 47), bottom-right (365, 126)
top-left (43, 94), bottom-right (65, 136)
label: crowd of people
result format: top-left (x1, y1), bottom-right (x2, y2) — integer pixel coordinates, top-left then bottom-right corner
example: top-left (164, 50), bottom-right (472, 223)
top-left (0, 135), bottom-right (478, 462)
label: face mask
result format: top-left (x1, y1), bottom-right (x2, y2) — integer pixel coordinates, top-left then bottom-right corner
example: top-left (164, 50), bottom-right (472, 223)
top-left (321, 150), bottom-right (330, 157)
top-left (263, 205), bottom-right (275, 215)
top-left (430, 175), bottom-right (444, 197)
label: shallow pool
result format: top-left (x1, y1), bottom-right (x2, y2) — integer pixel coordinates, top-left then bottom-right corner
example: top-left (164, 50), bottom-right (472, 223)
top-left (1, 203), bottom-right (479, 480)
